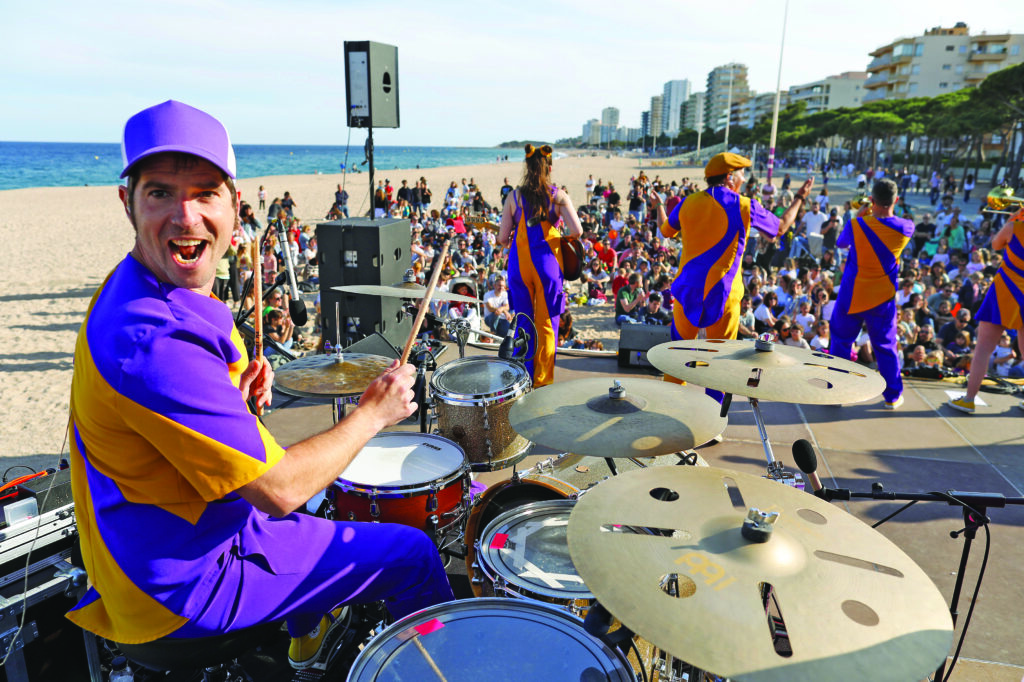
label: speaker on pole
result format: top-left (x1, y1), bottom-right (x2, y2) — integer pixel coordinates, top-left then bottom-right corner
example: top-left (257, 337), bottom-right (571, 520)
top-left (344, 41), bottom-right (399, 129)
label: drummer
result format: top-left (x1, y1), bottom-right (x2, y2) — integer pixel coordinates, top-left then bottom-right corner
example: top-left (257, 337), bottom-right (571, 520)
top-left (66, 101), bottom-right (453, 671)
top-left (650, 153), bottom-right (811, 396)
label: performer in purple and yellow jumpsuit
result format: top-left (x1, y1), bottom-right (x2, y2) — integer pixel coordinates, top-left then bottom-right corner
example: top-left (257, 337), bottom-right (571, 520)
top-left (67, 100), bottom-right (452, 672)
top-left (650, 153), bottom-right (811, 396)
top-left (949, 207), bottom-right (1024, 414)
top-left (829, 178), bottom-right (914, 409)
top-left (498, 144), bottom-right (583, 387)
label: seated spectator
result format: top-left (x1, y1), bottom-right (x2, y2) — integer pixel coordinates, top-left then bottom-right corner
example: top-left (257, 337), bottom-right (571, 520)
top-left (991, 331), bottom-right (1019, 377)
top-left (641, 292), bottom-right (671, 325)
top-left (937, 308), bottom-right (971, 347)
top-left (615, 273), bottom-right (647, 326)
top-left (446, 281), bottom-right (480, 330)
top-left (809, 319), bottom-right (830, 351)
top-left (754, 292), bottom-right (779, 333)
top-left (737, 296), bottom-right (757, 340)
top-left (783, 324), bottom-right (811, 350)
top-left (483, 276), bottom-right (513, 336)
top-left (943, 329), bottom-right (972, 368)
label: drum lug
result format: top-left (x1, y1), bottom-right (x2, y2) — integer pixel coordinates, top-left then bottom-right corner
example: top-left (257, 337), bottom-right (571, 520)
top-left (370, 489), bottom-right (381, 519)
top-left (482, 409), bottom-right (490, 431)
top-left (427, 483), bottom-right (439, 512)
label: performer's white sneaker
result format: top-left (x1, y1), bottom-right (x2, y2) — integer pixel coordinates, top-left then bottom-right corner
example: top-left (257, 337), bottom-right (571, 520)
top-left (883, 395), bottom-right (904, 410)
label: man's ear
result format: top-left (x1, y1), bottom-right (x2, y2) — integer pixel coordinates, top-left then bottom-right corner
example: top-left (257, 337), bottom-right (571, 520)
top-left (118, 185), bottom-right (131, 218)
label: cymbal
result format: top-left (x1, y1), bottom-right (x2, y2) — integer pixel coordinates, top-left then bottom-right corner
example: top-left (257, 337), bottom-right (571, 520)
top-left (508, 377), bottom-right (726, 458)
top-left (567, 466), bottom-right (952, 682)
top-left (274, 352), bottom-right (393, 398)
top-left (332, 282), bottom-right (478, 304)
top-left (647, 339), bottom-right (884, 404)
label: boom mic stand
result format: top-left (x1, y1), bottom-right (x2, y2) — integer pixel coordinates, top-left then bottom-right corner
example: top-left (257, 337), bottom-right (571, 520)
top-left (799, 452), bottom-right (1024, 682)
top-left (270, 217), bottom-right (309, 326)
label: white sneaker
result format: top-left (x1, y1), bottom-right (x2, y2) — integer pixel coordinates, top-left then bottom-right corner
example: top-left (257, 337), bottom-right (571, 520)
top-left (883, 395), bottom-right (904, 410)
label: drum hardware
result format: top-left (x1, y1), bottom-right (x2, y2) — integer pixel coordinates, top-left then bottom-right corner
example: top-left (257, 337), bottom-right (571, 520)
top-left (567, 466), bottom-right (954, 681)
top-left (648, 336), bottom-right (884, 486)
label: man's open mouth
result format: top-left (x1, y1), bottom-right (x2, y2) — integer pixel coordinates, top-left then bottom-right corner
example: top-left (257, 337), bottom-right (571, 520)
top-left (170, 238), bottom-right (207, 265)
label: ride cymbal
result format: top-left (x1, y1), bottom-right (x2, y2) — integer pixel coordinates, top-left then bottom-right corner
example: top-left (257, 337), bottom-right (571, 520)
top-left (567, 466), bottom-right (952, 682)
top-left (647, 338), bottom-right (884, 404)
top-left (508, 377), bottom-right (726, 458)
top-left (274, 352), bottom-right (393, 399)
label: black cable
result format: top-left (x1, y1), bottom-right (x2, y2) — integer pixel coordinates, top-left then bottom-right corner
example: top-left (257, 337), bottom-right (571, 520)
top-left (2, 465), bottom-right (37, 482)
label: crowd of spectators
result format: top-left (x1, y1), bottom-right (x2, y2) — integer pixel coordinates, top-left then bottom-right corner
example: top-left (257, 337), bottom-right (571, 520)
top-left (232, 168), bottom-right (1021, 380)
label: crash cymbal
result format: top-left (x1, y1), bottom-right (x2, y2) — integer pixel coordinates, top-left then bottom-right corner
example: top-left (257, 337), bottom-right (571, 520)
top-left (508, 377), bottom-right (726, 458)
top-left (332, 283), bottom-right (478, 304)
top-left (567, 466), bottom-right (952, 682)
top-left (647, 338), bottom-right (884, 404)
top-left (274, 352), bottom-right (393, 398)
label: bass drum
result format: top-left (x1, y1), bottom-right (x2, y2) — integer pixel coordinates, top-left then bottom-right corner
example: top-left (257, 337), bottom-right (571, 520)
top-left (463, 473), bottom-right (578, 596)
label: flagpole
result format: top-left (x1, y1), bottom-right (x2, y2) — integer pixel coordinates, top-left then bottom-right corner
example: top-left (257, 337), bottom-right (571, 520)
top-left (766, 0), bottom-right (790, 185)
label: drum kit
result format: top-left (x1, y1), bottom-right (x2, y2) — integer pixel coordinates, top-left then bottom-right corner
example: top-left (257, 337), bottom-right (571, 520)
top-left (273, 280), bottom-right (954, 681)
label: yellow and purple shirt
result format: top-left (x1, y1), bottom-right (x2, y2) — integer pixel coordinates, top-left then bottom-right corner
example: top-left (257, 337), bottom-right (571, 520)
top-left (66, 254), bottom-right (285, 643)
top-left (835, 215), bottom-right (914, 315)
top-left (661, 187), bottom-right (780, 328)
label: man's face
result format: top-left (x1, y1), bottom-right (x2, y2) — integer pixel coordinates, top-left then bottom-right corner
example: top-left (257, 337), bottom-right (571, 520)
top-left (122, 155), bottom-right (235, 295)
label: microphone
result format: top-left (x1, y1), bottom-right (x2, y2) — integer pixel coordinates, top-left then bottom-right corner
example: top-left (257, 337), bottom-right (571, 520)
top-left (272, 220), bottom-right (309, 327)
top-left (792, 439), bottom-right (824, 497)
top-left (498, 315), bottom-right (520, 361)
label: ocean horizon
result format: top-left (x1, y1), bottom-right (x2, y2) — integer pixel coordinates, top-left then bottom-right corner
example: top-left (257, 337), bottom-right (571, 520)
top-left (0, 141), bottom-right (511, 191)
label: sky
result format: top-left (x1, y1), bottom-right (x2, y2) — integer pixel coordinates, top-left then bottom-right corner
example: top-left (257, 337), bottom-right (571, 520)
top-left (1, 0), bottom-right (1020, 147)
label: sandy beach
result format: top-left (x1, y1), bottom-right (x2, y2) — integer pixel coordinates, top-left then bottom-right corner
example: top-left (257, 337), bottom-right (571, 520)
top-left (0, 153), bottom-right (698, 466)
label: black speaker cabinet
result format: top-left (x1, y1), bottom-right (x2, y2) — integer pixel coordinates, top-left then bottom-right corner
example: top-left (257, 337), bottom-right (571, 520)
top-left (317, 218), bottom-right (411, 348)
top-left (617, 323), bottom-right (672, 368)
top-left (344, 41), bottom-right (399, 129)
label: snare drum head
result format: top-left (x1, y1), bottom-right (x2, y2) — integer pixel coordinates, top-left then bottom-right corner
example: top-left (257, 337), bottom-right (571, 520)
top-left (347, 598), bottom-right (633, 682)
top-left (430, 357), bottom-right (529, 401)
top-left (339, 433), bottom-right (465, 489)
top-left (479, 500), bottom-right (592, 601)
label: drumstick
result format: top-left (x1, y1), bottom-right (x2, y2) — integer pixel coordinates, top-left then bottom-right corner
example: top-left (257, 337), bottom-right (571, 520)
top-left (413, 637), bottom-right (448, 682)
top-left (400, 239), bottom-right (452, 365)
top-left (252, 239), bottom-right (264, 416)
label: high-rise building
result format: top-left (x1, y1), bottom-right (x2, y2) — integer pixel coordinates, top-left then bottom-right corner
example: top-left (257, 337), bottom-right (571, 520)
top-left (864, 24), bottom-right (1024, 103)
top-left (731, 91), bottom-right (788, 129)
top-left (705, 63), bottom-right (751, 132)
top-left (681, 92), bottom-right (706, 131)
top-left (650, 95), bottom-right (664, 139)
top-left (582, 119), bottom-right (602, 145)
top-left (661, 80), bottom-right (691, 136)
top-left (788, 72), bottom-right (867, 114)
top-left (640, 111), bottom-right (651, 139)
top-left (601, 107), bottom-right (620, 128)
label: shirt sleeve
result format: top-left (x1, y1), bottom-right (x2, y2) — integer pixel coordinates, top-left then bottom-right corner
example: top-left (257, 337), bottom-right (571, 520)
top-left (115, 313), bottom-right (285, 502)
top-left (837, 220), bottom-right (854, 249)
top-left (749, 198), bottom-right (781, 238)
top-left (660, 199), bottom-right (683, 239)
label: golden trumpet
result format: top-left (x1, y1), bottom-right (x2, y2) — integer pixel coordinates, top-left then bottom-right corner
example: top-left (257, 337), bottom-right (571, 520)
top-left (985, 187), bottom-right (1024, 214)
top-left (850, 193), bottom-right (872, 210)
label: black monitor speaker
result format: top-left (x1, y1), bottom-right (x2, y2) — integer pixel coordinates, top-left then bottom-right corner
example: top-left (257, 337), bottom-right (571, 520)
top-left (316, 217), bottom-right (411, 348)
top-left (344, 41), bottom-right (399, 129)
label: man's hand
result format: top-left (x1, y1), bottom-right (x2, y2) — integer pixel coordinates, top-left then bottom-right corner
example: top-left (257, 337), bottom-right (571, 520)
top-left (239, 356), bottom-right (274, 410)
top-left (358, 360), bottom-right (417, 430)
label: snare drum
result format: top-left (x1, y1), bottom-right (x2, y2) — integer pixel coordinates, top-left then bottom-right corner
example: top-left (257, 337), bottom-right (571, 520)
top-left (328, 433), bottom-right (469, 538)
top-left (463, 473), bottom-right (579, 596)
top-left (430, 357), bottom-right (532, 471)
top-left (346, 598), bottom-right (634, 682)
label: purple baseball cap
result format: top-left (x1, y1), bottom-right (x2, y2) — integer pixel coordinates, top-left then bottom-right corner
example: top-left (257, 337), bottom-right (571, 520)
top-left (120, 100), bottom-right (236, 179)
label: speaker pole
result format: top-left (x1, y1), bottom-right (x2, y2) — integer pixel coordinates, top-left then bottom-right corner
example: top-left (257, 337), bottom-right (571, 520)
top-left (367, 125), bottom-right (375, 222)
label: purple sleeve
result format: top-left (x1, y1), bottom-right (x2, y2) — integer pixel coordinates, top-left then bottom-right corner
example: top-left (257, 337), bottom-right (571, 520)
top-left (749, 199), bottom-right (781, 238)
top-left (837, 220), bottom-right (854, 249)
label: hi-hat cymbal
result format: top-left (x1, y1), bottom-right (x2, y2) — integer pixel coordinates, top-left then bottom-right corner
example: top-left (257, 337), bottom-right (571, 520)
top-left (332, 283), bottom-right (479, 304)
top-left (508, 377), bottom-right (726, 458)
top-left (567, 466), bottom-right (952, 682)
top-left (647, 339), bottom-right (884, 404)
top-left (274, 352), bottom-right (393, 399)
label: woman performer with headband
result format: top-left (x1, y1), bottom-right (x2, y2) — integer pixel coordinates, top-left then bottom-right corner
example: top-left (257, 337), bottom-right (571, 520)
top-left (498, 144), bottom-right (583, 386)
top-left (948, 207), bottom-right (1024, 414)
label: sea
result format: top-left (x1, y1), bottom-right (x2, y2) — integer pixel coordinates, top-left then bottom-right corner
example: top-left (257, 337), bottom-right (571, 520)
top-left (0, 141), bottom-right (510, 191)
